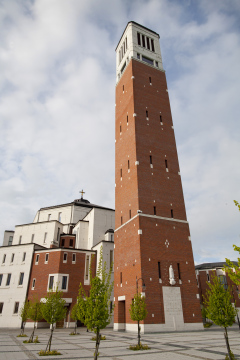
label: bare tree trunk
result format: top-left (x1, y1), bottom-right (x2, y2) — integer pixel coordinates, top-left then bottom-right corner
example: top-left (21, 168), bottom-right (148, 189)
top-left (74, 320), bottom-right (77, 335)
top-left (20, 322), bottom-right (25, 336)
top-left (224, 327), bottom-right (232, 359)
top-left (94, 330), bottom-right (101, 360)
top-left (29, 322), bottom-right (36, 342)
top-left (138, 320), bottom-right (141, 346)
top-left (46, 326), bottom-right (54, 352)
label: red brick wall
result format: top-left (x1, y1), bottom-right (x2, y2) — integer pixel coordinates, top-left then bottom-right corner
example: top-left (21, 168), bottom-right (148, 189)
top-left (114, 59), bottom-right (202, 326)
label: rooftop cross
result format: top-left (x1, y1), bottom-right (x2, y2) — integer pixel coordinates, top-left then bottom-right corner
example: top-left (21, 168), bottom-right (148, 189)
top-left (79, 189), bottom-right (85, 199)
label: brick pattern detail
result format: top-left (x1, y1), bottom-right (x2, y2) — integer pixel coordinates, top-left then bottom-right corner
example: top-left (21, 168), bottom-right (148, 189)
top-left (114, 59), bottom-right (202, 326)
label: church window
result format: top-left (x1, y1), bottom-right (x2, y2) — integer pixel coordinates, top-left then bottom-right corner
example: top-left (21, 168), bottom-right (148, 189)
top-left (45, 253), bottom-right (49, 263)
top-left (32, 279), bottom-right (36, 289)
top-left (31, 234), bottom-right (34, 243)
top-left (121, 61), bottom-right (126, 74)
top-left (6, 273), bottom-right (11, 286)
top-left (2, 254), bottom-right (6, 264)
top-left (43, 232), bottom-right (47, 243)
top-left (137, 32), bottom-right (141, 45)
top-left (18, 272), bottom-right (24, 286)
top-left (158, 262), bottom-right (161, 279)
top-left (151, 39), bottom-right (155, 52)
top-left (177, 263), bottom-right (181, 280)
top-left (58, 212), bottom-right (62, 222)
top-left (48, 214), bottom-right (51, 221)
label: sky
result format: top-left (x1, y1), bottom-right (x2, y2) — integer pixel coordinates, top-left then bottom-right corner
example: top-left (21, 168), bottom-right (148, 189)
top-left (0, 0), bottom-right (239, 264)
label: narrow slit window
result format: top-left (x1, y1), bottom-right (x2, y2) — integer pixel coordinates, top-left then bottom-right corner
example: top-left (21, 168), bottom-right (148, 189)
top-left (149, 77), bottom-right (151, 84)
top-left (146, 110), bottom-right (148, 118)
top-left (137, 32), bottom-right (141, 45)
top-left (72, 253), bottom-right (76, 262)
top-left (61, 238), bottom-right (65, 247)
top-left (123, 85), bottom-right (124, 91)
top-left (35, 254), bottom-right (39, 264)
top-left (120, 125), bottom-right (122, 133)
top-left (11, 253), bottom-right (14, 263)
top-left (13, 302), bottom-right (19, 314)
top-left (45, 253), bottom-right (49, 263)
top-left (22, 252), bottom-right (26, 262)
top-left (177, 263), bottom-right (181, 280)
top-left (128, 160), bottom-right (130, 169)
top-left (119, 50), bottom-right (121, 64)
top-left (120, 272), bottom-right (122, 284)
top-left (85, 255), bottom-right (90, 280)
top-left (129, 209), bottom-right (131, 219)
top-left (165, 159), bottom-right (168, 169)
top-left (2, 254), bottom-right (6, 264)
top-left (207, 273), bottom-right (210, 282)
top-left (146, 37), bottom-right (150, 50)
top-left (49, 276), bottom-right (54, 290)
top-left (19, 236), bottom-right (22, 245)
top-left (154, 206), bottom-right (156, 215)
top-left (150, 155), bottom-right (152, 165)
top-left (69, 239), bottom-right (73, 247)
top-left (151, 39), bottom-right (155, 52)
top-left (32, 279), bottom-right (36, 289)
top-left (142, 34), bottom-right (145, 47)
top-left (137, 53), bottom-right (140, 59)
top-left (18, 272), bottom-right (24, 286)
top-left (160, 115), bottom-right (162, 123)
top-left (120, 168), bottom-right (122, 178)
top-left (62, 276), bottom-right (67, 290)
top-left (158, 262), bottom-right (161, 279)
top-left (121, 216), bottom-right (123, 225)
top-left (125, 37), bottom-right (127, 49)
top-left (63, 253), bottom-right (67, 262)
top-left (171, 209), bottom-right (174, 218)
top-left (127, 115), bottom-right (128, 124)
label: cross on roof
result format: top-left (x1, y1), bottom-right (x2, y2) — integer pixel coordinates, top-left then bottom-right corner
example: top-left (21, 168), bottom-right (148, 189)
top-left (79, 189), bottom-right (85, 199)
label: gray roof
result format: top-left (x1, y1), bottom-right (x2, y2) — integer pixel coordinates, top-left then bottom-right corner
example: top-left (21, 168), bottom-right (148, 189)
top-left (195, 261), bottom-right (238, 270)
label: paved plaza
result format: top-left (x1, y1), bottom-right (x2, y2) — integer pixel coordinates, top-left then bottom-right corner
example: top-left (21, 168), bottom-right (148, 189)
top-left (0, 326), bottom-right (240, 360)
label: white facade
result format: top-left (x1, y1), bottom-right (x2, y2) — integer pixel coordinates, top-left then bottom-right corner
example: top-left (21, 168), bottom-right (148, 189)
top-left (116, 21), bottom-right (163, 83)
top-left (0, 243), bottom-right (37, 328)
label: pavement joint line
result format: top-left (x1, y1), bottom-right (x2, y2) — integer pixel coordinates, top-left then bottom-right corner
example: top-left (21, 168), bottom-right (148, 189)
top-left (10, 335), bottom-right (38, 360)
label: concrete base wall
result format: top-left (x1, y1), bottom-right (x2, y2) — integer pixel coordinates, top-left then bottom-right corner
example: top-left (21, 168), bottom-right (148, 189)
top-left (114, 322), bottom-right (204, 333)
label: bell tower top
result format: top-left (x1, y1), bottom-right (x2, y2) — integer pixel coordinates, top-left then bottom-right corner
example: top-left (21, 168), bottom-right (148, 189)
top-left (115, 21), bottom-right (164, 83)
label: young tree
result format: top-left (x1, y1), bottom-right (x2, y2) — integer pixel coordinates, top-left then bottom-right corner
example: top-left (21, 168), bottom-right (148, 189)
top-left (70, 303), bottom-right (78, 335)
top-left (19, 300), bottom-right (30, 336)
top-left (41, 288), bottom-right (67, 352)
top-left (77, 249), bottom-right (114, 360)
top-left (204, 276), bottom-right (238, 360)
top-left (129, 293), bottom-right (148, 346)
top-left (28, 297), bottom-right (43, 342)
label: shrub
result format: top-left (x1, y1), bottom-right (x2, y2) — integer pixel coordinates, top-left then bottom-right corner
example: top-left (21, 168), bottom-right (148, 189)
top-left (225, 350), bottom-right (236, 360)
top-left (91, 335), bottom-right (106, 341)
top-left (129, 343), bottom-right (150, 351)
top-left (38, 350), bottom-right (61, 356)
top-left (17, 334), bottom-right (27, 337)
top-left (204, 323), bottom-right (212, 328)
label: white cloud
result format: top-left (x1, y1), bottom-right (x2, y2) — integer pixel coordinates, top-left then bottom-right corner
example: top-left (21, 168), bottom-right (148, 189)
top-left (0, 0), bottom-right (239, 266)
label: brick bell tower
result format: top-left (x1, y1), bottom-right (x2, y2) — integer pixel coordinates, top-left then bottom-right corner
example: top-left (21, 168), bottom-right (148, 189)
top-left (114, 22), bottom-right (202, 332)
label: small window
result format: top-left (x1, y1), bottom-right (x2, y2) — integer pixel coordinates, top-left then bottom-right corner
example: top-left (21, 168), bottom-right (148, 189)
top-left (31, 234), bottom-right (34, 243)
top-left (49, 276), bottom-right (54, 290)
top-left (154, 206), bottom-right (156, 215)
top-left (110, 301), bottom-right (113, 312)
top-left (18, 272), bottom-right (24, 286)
top-left (165, 159), bottom-right (168, 169)
top-left (69, 239), bottom-right (73, 247)
top-left (57, 227), bottom-right (60, 243)
top-left (62, 276), bottom-right (68, 290)
top-left (151, 39), bottom-right (155, 52)
top-left (128, 160), bottom-right (130, 170)
top-left (146, 37), bottom-right (150, 50)
top-left (142, 34), bottom-right (145, 47)
top-left (156, 61), bottom-right (158, 67)
top-left (137, 32), bottom-right (141, 46)
top-left (129, 209), bottom-right (131, 219)
top-left (121, 216), bottom-right (123, 225)
top-left (111, 234), bottom-right (113, 242)
top-left (45, 253), bottom-right (49, 263)
top-left (85, 255), bottom-right (90, 281)
top-left (160, 115), bottom-right (162, 123)
top-left (171, 209), bottom-right (174, 218)
top-left (120, 125), bottom-right (122, 133)
top-left (110, 250), bottom-right (113, 268)
top-left (0, 302), bottom-right (3, 314)
top-left (125, 37), bottom-right (127, 50)
top-left (6, 273), bottom-right (11, 286)
top-left (120, 272), bottom-right (122, 284)
top-left (13, 302), bottom-right (19, 314)
top-left (72, 253), bottom-right (76, 263)
top-left (137, 53), bottom-right (140, 59)
top-left (63, 253), bottom-right (67, 262)
top-left (127, 115), bottom-right (128, 123)
top-left (149, 77), bottom-right (151, 84)
top-left (0, 274), bottom-right (3, 286)
top-left (8, 236), bottom-right (13, 246)
top-left (58, 212), bottom-right (62, 222)
top-left (120, 168), bottom-right (122, 178)
top-left (150, 155), bottom-right (152, 165)
top-left (119, 50), bottom-right (121, 64)
top-left (22, 252), bottom-right (26, 262)
top-left (142, 56), bottom-right (153, 65)
top-left (32, 278), bottom-right (36, 289)
top-left (2, 254), bottom-right (6, 264)
top-left (123, 85), bottom-right (124, 91)
top-left (207, 273), bottom-right (210, 282)
top-left (19, 236), bottom-right (22, 245)
top-left (61, 238), bottom-right (65, 247)
top-left (43, 232), bottom-right (47, 243)
top-left (11, 253), bottom-right (14, 263)
top-left (146, 110), bottom-right (148, 118)
top-left (177, 263), bottom-right (181, 280)
top-left (158, 262), bottom-right (161, 279)
top-left (35, 254), bottom-right (39, 264)
top-left (48, 214), bottom-right (51, 221)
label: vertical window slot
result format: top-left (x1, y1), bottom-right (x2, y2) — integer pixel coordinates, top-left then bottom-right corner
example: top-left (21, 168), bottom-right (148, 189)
top-left (150, 155), bottom-right (152, 165)
top-left (121, 216), bottom-right (123, 225)
top-left (151, 39), bottom-right (155, 52)
top-left (154, 206), bottom-right (156, 215)
top-left (129, 209), bottom-right (131, 219)
top-left (146, 37), bottom-right (150, 50)
top-left (171, 209), bottom-right (173, 218)
top-left (120, 168), bottom-right (122, 178)
top-left (137, 32), bottom-right (141, 46)
top-left (158, 262), bottom-right (161, 279)
top-left (177, 263), bottom-right (181, 280)
top-left (120, 125), bottom-right (122, 133)
top-left (146, 110), bottom-right (148, 118)
top-left (142, 35), bottom-right (145, 47)
top-left (120, 272), bottom-right (122, 284)
top-left (128, 160), bottom-right (130, 170)
top-left (149, 77), bottom-right (151, 84)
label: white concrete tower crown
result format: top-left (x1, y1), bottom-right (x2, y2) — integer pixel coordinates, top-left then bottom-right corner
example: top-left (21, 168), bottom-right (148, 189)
top-left (115, 21), bottom-right (163, 83)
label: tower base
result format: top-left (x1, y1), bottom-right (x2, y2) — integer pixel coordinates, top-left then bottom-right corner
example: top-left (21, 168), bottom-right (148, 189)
top-left (114, 322), bottom-right (204, 333)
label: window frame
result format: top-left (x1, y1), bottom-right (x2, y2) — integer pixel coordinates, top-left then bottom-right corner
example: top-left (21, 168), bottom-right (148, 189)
top-left (6, 273), bottom-right (11, 286)
top-left (13, 302), bottom-right (19, 314)
top-left (18, 272), bottom-right (24, 286)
